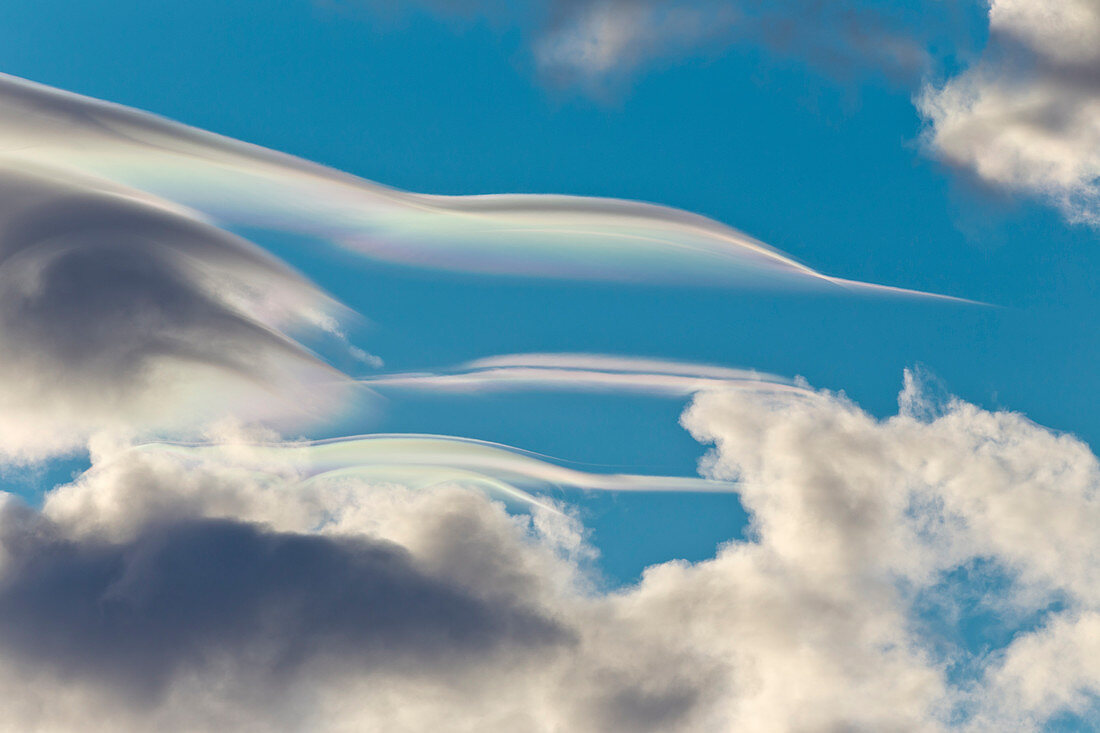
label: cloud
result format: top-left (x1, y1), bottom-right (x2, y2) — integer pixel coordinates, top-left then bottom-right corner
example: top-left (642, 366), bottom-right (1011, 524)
top-left (919, 0), bottom-right (1100, 225)
top-left (0, 73), bottom-right (967, 300)
top-left (61, 431), bottom-right (734, 533)
top-left (4, 374), bottom-right (1100, 729)
top-left (0, 514), bottom-right (564, 701)
top-left (532, 0), bottom-right (931, 91)
top-left (342, 0), bottom-right (933, 91)
top-left (0, 162), bottom-right (358, 462)
top-left (362, 351), bottom-right (807, 395)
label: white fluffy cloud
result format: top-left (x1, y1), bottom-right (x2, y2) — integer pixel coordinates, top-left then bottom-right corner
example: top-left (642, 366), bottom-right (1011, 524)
top-left (919, 0), bottom-right (1100, 225)
top-left (2, 374), bottom-right (1100, 730)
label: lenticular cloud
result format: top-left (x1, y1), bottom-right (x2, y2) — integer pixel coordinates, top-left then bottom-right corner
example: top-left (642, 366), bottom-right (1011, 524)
top-left (122, 432), bottom-right (735, 513)
top-left (0, 73), bottom-right (962, 298)
top-left (362, 352), bottom-right (807, 396)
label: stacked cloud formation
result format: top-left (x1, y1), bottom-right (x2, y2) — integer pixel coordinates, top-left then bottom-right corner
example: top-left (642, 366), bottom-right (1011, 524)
top-left (0, 72), bottom-right (967, 458)
top-left (6, 75), bottom-right (1098, 732)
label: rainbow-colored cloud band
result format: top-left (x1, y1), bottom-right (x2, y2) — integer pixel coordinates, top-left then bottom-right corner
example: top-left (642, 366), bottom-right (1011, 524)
top-left (0, 73), bottom-right (971, 299)
top-left (123, 433), bottom-right (736, 513)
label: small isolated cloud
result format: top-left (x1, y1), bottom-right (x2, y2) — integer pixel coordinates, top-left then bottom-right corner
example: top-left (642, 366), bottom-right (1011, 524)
top-left (4, 375), bottom-right (1100, 729)
top-left (919, 0), bottom-right (1100, 225)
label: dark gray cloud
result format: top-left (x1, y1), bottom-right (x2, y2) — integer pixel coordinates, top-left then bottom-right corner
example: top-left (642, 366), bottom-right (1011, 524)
top-left (0, 508), bottom-right (565, 702)
top-left (0, 451), bottom-right (723, 732)
top-left (0, 164), bottom-right (355, 460)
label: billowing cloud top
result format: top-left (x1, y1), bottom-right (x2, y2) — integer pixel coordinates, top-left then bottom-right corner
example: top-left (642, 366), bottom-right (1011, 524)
top-left (3, 376), bottom-right (1100, 730)
top-left (920, 0), bottom-right (1100, 225)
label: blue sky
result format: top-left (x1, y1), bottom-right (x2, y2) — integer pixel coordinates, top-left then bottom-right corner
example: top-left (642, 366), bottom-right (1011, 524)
top-left (1, 1), bottom-right (1100, 730)
top-left (2, 0), bottom-right (1093, 578)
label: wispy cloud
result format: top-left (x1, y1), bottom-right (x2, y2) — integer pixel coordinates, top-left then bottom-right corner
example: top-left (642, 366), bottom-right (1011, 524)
top-left (532, 0), bottom-right (931, 92)
top-left (119, 432), bottom-right (736, 515)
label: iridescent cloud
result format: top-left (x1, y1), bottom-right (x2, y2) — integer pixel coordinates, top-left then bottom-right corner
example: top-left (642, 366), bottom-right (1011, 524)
top-left (0, 73), bottom-right (969, 299)
top-left (0, 160), bottom-right (357, 461)
top-left (361, 352), bottom-right (813, 396)
top-left (124, 433), bottom-right (735, 513)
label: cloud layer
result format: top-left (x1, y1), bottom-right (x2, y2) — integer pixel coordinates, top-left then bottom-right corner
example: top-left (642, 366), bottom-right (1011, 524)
top-left (3, 375), bottom-right (1100, 730)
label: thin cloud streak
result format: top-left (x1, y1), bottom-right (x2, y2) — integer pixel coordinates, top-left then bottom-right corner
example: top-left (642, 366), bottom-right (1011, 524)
top-left (361, 352), bottom-right (813, 396)
top-left (120, 433), bottom-right (737, 511)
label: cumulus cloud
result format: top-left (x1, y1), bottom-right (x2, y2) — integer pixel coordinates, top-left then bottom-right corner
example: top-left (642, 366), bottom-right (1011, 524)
top-left (682, 371), bottom-right (1100, 729)
top-left (0, 162), bottom-right (358, 462)
top-left (919, 0), bottom-right (1100, 225)
top-left (3, 375), bottom-right (1100, 730)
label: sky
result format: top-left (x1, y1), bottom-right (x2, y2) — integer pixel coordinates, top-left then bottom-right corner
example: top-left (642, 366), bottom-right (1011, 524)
top-left (0, 0), bottom-right (1100, 730)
